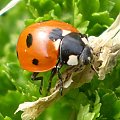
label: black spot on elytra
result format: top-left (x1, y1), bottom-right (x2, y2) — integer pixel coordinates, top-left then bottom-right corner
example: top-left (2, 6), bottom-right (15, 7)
top-left (49, 28), bottom-right (63, 41)
top-left (32, 58), bottom-right (39, 65)
top-left (16, 51), bottom-right (19, 58)
top-left (26, 33), bottom-right (33, 48)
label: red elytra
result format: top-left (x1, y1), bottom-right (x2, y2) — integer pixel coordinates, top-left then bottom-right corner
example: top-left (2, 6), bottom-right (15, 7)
top-left (16, 20), bottom-right (78, 72)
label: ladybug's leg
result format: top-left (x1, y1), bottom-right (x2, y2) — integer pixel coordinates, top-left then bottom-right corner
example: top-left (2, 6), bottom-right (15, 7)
top-left (31, 72), bottom-right (43, 95)
top-left (46, 68), bottom-right (57, 95)
top-left (57, 67), bottom-right (63, 95)
top-left (47, 59), bottom-right (63, 95)
top-left (47, 66), bottom-right (63, 96)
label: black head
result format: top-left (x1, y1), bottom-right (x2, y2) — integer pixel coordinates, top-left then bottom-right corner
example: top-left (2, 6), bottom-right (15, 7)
top-left (79, 46), bottom-right (93, 65)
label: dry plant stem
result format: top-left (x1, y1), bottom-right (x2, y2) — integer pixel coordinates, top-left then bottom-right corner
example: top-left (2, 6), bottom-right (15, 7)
top-left (89, 13), bottom-right (120, 80)
top-left (15, 13), bottom-right (120, 120)
top-left (0, 0), bottom-right (21, 16)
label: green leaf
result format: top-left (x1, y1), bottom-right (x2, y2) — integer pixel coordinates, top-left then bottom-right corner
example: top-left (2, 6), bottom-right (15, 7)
top-left (77, 0), bottom-right (100, 19)
top-left (93, 91), bottom-right (101, 119)
top-left (92, 11), bottom-right (114, 26)
top-left (88, 23), bottom-right (106, 35)
top-left (0, 113), bottom-right (4, 119)
top-left (77, 104), bottom-right (95, 120)
top-left (101, 91), bottom-right (117, 119)
top-left (111, 0), bottom-right (120, 17)
top-left (4, 116), bottom-right (12, 120)
top-left (88, 11), bottom-right (114, 35)
top-left (99, 0), bottom-right (115, 12)
top-left (24, 19), bottom-right (35, 26)
top-left (113, 100), bottom-right (120, 119)
top-left (0, 90), bottom-right (25, 119)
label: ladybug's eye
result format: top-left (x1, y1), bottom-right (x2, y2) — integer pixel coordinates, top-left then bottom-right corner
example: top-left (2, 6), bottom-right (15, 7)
top-left (26, 33), bottom-right (33, 48)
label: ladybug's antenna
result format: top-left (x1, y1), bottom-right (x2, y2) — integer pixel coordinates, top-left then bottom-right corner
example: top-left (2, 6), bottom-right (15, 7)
top-left (91, 64), bottom-right (98, 74)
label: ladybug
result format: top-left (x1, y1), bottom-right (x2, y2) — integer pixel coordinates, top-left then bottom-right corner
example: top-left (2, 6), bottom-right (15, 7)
top-left (16, 20), bottom-right (93, 95)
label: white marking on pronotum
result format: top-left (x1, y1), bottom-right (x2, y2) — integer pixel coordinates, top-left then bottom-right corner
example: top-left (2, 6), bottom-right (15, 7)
top-left (54, 30), bottom-right (71, 50)
top-left (0, 0), bottom-right (21, 16)
top-left (67, 55), bottom-right (78, 65)
top-left (62, 30), bottom-right (71, 36)
top-left (81, 37), bottom-right (89, 45)
top-left (54, 39), bottom-right (61, 50)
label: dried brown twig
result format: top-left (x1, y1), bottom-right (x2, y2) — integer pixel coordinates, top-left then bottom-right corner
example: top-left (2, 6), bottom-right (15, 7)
top-left (15, 13), bottom-right (120, 120)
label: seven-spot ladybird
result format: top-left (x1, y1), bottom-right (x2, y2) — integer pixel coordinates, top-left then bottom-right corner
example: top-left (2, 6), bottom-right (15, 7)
top-left (16, 20), bottom-right (93, 95)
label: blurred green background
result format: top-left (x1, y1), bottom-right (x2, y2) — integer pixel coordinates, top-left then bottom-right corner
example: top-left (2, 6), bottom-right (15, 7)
top-left (0, 0), bottom-right (120, 120)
